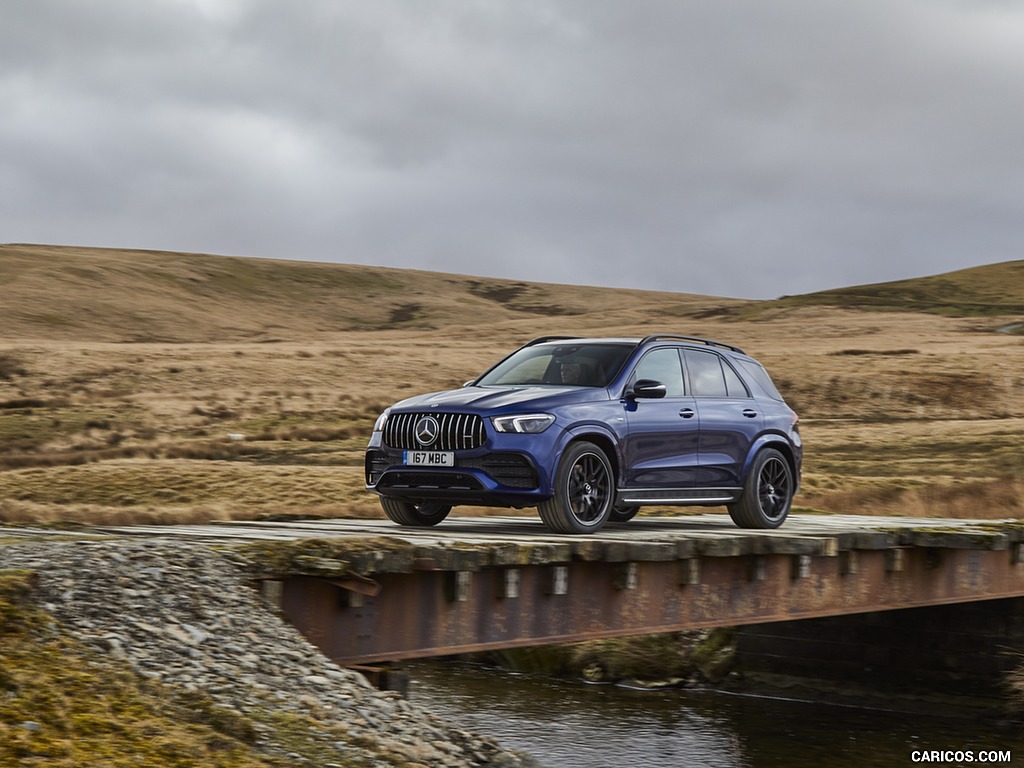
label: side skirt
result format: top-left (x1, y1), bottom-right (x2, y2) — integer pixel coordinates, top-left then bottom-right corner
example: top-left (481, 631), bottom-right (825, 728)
top-left (616, 487), bottom-right (741, 506)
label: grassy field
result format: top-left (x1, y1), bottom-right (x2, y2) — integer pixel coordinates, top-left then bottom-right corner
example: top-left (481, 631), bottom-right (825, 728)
top-left (1, 244), bottom-right (1022, 526)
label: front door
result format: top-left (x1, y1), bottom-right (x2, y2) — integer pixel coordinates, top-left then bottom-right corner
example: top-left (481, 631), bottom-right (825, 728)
top-left (621, 347), bottom-right (700, 490)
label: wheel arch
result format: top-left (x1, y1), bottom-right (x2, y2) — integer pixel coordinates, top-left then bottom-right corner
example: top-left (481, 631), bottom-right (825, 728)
top-left (562, 429), bottom-right (621, 486)
top-left (746, 434), bottom-right (799, 490)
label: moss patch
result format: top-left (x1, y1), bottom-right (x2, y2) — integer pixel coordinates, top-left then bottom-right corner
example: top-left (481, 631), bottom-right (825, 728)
top-left (236, 536), bottom-right (418, 577)
top-left (477, 632), bottom-right (702, 685)
top-left (0, 569), bottom-right (410, 767)
top-left (477, 629), bottom-right (742, 687)
top-left (690, 628), bottom-right (737, 683)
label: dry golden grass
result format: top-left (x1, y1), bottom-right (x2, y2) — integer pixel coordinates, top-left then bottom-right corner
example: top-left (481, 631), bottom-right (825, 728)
top-left (1, 244), bottom-right (1022, 526)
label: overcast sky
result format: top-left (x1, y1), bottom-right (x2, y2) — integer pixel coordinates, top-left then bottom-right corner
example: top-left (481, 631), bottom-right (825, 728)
top-left (3, 1), bottom-right (1023, 299)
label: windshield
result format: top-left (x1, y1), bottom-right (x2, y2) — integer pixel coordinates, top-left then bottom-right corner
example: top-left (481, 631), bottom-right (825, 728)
top-left (475, 343), bottom-right (635, 388)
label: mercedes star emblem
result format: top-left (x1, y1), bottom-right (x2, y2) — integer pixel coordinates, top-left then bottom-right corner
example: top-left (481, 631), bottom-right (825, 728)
top-left (414, 416), bottom-right (440, 447)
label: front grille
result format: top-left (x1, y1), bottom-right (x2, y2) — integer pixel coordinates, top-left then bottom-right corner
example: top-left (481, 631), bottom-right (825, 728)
top-left (383, 412), bottom-right (487, 451)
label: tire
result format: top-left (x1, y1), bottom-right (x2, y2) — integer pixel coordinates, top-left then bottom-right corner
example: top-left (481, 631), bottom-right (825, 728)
top-left (538, 441), bottom-right (614, 534)
top-left (380, 498), bottom-right (452, 527)
top-left (728, 448), bottom-right (793, 529)
top-left (609, 504), bottom-right (639, 523)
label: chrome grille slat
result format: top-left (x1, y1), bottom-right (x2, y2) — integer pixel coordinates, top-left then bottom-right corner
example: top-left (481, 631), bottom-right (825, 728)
top-left (457, 414), bottom-right (468, 450)
top-left (383, 412), bottom-right (487, 451)
top-left (438, 415), bottom-right (449, 451)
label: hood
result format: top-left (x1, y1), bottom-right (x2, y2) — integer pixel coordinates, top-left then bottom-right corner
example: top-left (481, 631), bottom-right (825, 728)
top-left (391, 385), bottom-right (609, 413)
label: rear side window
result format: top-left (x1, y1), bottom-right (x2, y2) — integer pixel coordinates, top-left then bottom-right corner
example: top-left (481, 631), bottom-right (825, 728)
top-left (680, 350), bottom-right (750, 398)
top-left (736, 358), bottom-right (784, 401)
top-left (722, 360), bottom-right (750, 397)
top-left (684, 349), bottom-right (728, 397)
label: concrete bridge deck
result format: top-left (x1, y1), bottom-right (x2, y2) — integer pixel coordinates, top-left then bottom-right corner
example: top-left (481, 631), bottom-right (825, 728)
top-left (85, 511), bottom-right (1024, 550)
top-left (6, 512), bottom-right (1021, 551)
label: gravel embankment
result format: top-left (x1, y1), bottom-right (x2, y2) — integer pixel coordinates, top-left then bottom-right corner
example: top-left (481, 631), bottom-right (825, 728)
top-left (0, 537), bottom-right (537, 768)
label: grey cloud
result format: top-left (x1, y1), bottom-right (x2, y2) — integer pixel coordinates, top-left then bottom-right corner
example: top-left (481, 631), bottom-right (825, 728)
top-left (3, 0), bottom-right (1023, 298)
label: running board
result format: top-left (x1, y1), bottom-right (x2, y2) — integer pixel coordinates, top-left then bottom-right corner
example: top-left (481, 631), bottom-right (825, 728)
top-left (616, 488), bottom-right (741, 506)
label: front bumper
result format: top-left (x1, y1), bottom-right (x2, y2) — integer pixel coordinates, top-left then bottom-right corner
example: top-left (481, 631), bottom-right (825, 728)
top-left (365, 415), bottom-right (571, 508)
top-left (365, 447), bottom-right (550, 507)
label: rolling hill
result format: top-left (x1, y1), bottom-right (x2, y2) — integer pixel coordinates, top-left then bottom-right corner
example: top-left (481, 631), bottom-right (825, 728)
top-left (775, 260), bottom-right (1024, 317)
top-left (2, 245), bottom-right (1021, 345)
top-left (0, 244), bottom-right (738, 343)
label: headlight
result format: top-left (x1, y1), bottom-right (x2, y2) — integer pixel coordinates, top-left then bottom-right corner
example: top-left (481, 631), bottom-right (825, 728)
top-left (491, 413), bottom-right (555, 434)
top-left (373, 409), bottom-right (391, 432)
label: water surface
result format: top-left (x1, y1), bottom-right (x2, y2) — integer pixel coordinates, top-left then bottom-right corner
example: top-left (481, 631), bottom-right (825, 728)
top-left (408, 661), bottom-right (1023, 768)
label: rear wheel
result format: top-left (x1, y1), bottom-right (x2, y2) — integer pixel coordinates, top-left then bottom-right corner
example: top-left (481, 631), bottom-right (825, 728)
top-left (538, 441), bottom-right (614, 534)
top-left (380, 498), bottom-right (452, 527)
top-left (728, 448), bottom-right (793, 529)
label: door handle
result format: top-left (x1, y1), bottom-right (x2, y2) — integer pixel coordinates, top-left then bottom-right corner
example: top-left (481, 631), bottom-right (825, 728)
top-left (742, 409), bottom-right (758, 418)
top-left (679, 408), bottom-right (695, 419)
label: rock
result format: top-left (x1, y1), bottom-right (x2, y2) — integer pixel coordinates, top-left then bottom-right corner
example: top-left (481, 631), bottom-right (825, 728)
top-left (134, 621), bottom-right (162, 635)
top-left (0, 538), bottom-right (536, 767)
top-left (180, 623), bottom-right (208, 644)
top-left (164, 624), bottom-right (199, 646)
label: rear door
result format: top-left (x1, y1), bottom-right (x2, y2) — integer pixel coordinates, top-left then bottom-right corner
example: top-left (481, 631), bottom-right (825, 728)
top-left (621, 347), bottom-right (700, 489)
top-left (683, 348), bottom-right (763, 486)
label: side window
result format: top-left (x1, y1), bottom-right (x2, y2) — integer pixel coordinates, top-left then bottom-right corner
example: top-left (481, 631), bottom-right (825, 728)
top-left (684, 349), bottom-right (728, 397)
top-left (737, 359), bottom-right (784, 401)
top-left (631, 348), bottom-right (685, 397)
top-left (723, 360), bottom-right (750, 398)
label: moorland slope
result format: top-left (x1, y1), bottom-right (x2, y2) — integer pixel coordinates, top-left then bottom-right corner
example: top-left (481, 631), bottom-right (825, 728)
top-left (0, 244), bottom-right (1021, 525)
top-left (776, 260), bottom-right (1024, 317)
top-left (0, 244), bottom-right (733, 343)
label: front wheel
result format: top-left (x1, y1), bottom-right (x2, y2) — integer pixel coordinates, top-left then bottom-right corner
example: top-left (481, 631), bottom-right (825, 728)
top-left (380, 498), bottom-right (452, 527)
top-left (728, 448), bottom-right (793, 529)
top-left (538, 441), bottom-right (614, 534)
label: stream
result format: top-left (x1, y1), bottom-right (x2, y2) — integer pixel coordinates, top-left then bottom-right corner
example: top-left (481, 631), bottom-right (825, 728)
top-left (408, 660), bottom-right (1024, 767)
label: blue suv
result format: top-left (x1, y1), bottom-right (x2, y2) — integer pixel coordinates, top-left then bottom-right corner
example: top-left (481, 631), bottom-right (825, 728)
top-left (365, 335), bottom-right (801, 534)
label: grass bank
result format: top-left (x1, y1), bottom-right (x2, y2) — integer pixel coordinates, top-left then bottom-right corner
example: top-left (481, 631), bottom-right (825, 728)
top-left (0, 569), bottom-right (288, 767)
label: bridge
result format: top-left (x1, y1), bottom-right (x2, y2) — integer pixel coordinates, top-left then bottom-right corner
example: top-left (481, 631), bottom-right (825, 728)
top-left (96, 513), bottom-right (1024, 669)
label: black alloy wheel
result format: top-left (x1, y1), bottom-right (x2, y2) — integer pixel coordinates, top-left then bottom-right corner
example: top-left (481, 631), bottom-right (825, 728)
top-left (538, 441), bottom-right (614, 534)
top-left (757, 456), bottom-right (791, 522)
top-left (728, 447), bottom-right (793, 529)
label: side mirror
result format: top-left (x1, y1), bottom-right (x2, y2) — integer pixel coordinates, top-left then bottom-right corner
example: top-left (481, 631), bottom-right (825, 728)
top-left (463, 380), bottom-right (477, 388)
top-left (627, 379), bottom-right (667, 400)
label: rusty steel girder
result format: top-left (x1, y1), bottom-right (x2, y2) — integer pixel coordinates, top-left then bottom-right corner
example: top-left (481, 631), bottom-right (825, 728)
top-left (274, 545), bottom-right (1024, 666)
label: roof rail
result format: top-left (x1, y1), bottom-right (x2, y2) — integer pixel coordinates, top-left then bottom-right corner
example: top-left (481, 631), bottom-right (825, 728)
top-left (524, 335), bottom-right (581, 346)
top-left (639, 334), bottom-right (746, 354)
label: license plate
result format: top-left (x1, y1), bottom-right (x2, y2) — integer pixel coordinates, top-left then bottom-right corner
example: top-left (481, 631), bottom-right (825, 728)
top-left (403, 451), bottom-right (455, 467)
